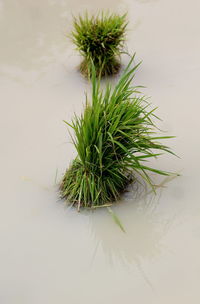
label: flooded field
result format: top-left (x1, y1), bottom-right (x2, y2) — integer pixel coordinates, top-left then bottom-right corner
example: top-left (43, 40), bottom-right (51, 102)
top-left (0, 0), bottom-right (200, 303)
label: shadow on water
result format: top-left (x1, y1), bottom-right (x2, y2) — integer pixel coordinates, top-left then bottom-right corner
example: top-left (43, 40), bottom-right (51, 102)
top-left (88, 176), bottom-right (177, 289)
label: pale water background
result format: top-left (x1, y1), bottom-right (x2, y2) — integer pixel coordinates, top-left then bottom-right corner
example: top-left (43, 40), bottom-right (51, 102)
top-left (0, 0), bottom-right (200, 303)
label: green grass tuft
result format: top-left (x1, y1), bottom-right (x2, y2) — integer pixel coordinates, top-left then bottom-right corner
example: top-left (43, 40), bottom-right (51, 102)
top-left (71, 11), bottom-right (127, 77)
top-left (60, 56), bottom-right (176, 210)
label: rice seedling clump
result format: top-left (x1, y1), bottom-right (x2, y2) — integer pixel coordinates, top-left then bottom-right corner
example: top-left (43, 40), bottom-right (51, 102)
top-left (71, 12), bottom-right (127, 77)
top-left (60, 58), bottom-right (175, 210)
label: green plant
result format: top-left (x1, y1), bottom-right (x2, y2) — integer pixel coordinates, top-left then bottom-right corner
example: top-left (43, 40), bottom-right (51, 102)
top-left (71, 12), bottom-right (127, 77)
top-left (60, 57), bottom-right (176, 210)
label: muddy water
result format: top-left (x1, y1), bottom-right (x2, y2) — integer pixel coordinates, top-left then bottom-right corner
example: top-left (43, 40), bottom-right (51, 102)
top-left (0, 0), bottom-right (200, 303)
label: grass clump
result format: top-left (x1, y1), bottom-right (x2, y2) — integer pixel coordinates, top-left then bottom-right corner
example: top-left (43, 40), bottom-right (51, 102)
top-left (71, 12), bottom-right (127, 77)
top-left (60, 57), bottom-right (176, 210)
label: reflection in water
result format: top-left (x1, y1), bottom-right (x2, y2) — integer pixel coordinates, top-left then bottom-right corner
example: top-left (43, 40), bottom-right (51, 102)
top-left (89, 178), bottom-right (176, 288)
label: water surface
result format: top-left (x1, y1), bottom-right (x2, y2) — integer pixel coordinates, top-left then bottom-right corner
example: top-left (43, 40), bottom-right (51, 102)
top-left (0, 0), bottom-right (200, 303)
